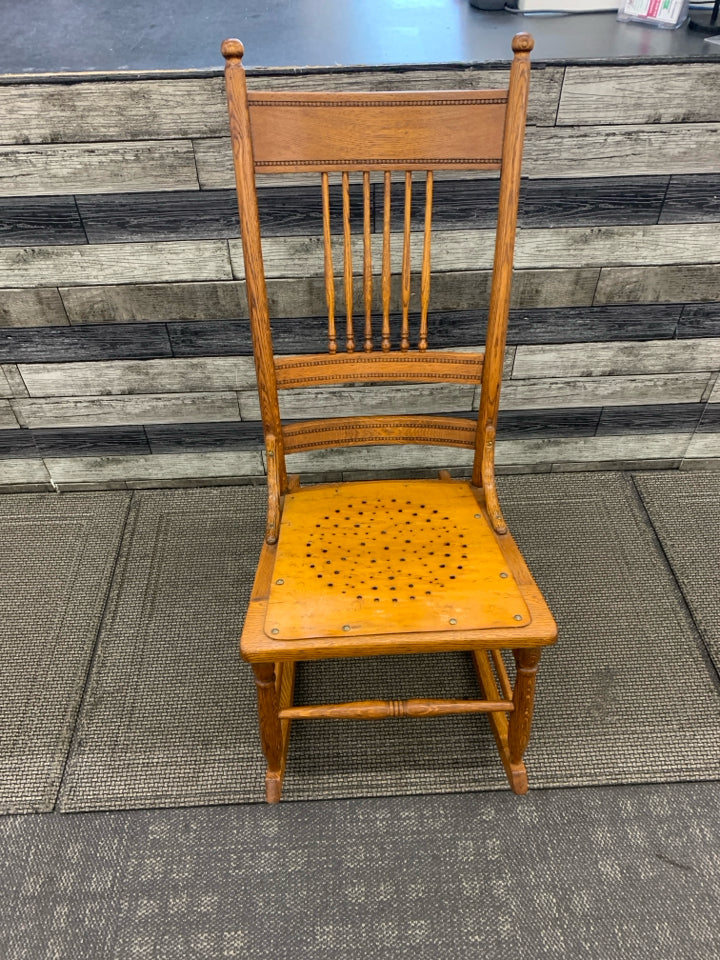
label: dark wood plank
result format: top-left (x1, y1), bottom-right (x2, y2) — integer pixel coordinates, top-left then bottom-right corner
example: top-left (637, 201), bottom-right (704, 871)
top-left (77, 185), bottom-right (364, 243)
top-left (596, 403), bottom-right (706, 435)
top-left (389, 176), bottom-right (669, 232)
top-left (520, 176), bottom-right (668, 228)
top-left (60, 281), bottom-right (248, 324)
top-left (0, 428), bottom-right (39, 458)
top-left (697, 404), bottom-right (720, 433)
top-left (507, 304), bottom-right (681, 344)
top-left (145, 420), bottom-right (264, 453)
top-left (0, 197), bottom-right (86, 246)
top-left (678, 303), bottom-right (720, 339)
top-left (660, 175), bottom-right (720, 225)
top-left (31, 426), bottom-right (150, 457)
top-left (498, 407), bottom-right (601, 439)
top-left (0, 323), bottom-right (172, 363)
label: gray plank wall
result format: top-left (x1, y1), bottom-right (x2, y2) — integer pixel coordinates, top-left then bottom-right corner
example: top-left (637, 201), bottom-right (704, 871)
top-left (1, 61), bottom-right (719, 491)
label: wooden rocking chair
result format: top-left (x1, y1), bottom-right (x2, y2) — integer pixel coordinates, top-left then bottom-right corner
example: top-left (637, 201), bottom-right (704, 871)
top-left (222, 33), bottom-right (557, 802)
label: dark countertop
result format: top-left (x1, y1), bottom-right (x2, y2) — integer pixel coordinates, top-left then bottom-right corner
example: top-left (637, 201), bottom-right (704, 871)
top-left (2, 0), bottom-right (719, 78)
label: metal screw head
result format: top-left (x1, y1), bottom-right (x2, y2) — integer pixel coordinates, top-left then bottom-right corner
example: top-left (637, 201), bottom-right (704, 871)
top-left (275, 578), bottom-right (284, 585)
top-left (514, 614), bottom-right (523, 621)
top-left (342, 624), bottom-right (351, 632)
top-left (271, 628), bottom-right (280, 635)
top-left (499, 572), bottom-right (509, 579)
top-left (449, 618), bottom-right (457, 625)
top-left (474, 513), bottom-right (481, 519)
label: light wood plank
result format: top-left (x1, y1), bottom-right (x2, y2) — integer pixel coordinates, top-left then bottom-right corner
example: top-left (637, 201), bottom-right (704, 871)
top-left (45, 450), bottom-right (264, 484)
top-left (0, 458), bottom-right (50, 486)
top-left (60, 281), bottom-right (248, 324)
top-left (557, 64), bottom-right (720, 126)
top-left (0, 364), bottom-right (28, 398)
top-left (708, 379), bottom-right (720, 404)
top-left (514, 338), bottom-right (720, 380)
top-left (12, 393), bottom-right (241, 429)
top-left (500, 373), bottom-right (711, 410)
top-left (0, 288), bottom-right (69, 327)
top-left (0, 399), bottom-right (19, 428)
top-left (496, 433), bottom-right (693, 465)
top-left (0, 68), bottom-right (560, 146)
top-left (18, 357), bottom-right (257, 398)
top-left (0, 367), bottom-right (12, 399)
top-left (239, 382), bottom-right (475, 421)
top-left (0, 141), bottom-right (199, 197)
top-left (524, 124), bottom-right (720, 179)
top-left (230, 222), bottom-right (720, 279)
top-left (594, 264), bottom-right (720, 306)
top-left (0, 241), bottom-right (231, 289)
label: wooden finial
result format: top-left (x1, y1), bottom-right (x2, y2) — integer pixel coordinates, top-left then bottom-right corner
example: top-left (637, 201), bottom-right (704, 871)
top-left (221, 38), bottom-right (245, 61)
top-left (512, 33), bottom-right (534, 54)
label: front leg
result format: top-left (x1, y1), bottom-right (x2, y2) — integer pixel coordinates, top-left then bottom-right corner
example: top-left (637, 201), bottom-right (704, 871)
top-left (508, 648), bottom-right (541, 767)
top-left (251, 662), bottom-right (283, 802)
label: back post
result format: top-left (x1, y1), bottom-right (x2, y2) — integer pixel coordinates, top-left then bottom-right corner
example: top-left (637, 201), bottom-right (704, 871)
top-left (222, 39), bottom-right (287, 541)
top-left (472, 33), bottom-right (533, 534)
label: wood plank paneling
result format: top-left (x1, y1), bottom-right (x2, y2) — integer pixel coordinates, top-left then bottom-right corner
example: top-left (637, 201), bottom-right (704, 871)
top-left (678, 303), bottom-right (720, 339)
top-left (507, 304), bottom-right (681, 344)
top-left (659, 174), bottom-right (720, 225)
top-left (0, 197), bottom-right (86, 246)
top-left (145, 420), bottom-right (263, 453)
top-left (76, 185), bottom-right (364, 243)
top-left (0, 241), bottom-right (231, 289)
top-left (524, 124), bottom-right (720, 179)
top-left (0, 400), bottom-right (19, 429)
top-left (17, 357), bottom-right (257, 398)
top-left (514, 338), bottom-right (720, 379)
top-left (0, 428), bottom-right (37, 458)
top-left (44, 450), bottom-right (264, 485)
top-left (498, 433), bottom-right (693, 465)
top-left (263, 267), bottom-right (600, 320)
top-left (0, 141), bottom-right (200, 197)
top-left (500, 373), bottom-right (711, 410)
top-left (0, 288), bottom-right (69, 327)
top-left (396, 176), bottom-right (668, 231)
top-left (229, 222), bottom-right (719, 283)
top-left (0, 79), bottom-right (228, 144)
top-left (0, 367), bottom-right (12, 398)
top-left (498, 407), bottom-right (601, 438)
top-left (1, 364), bottom-right (28, 398)
top-left (0, 458), bottom-right (51, 486)
top-left (595, 264), bottom-right (720, 305)
top-left (0, 323), bottom-right (172, 363)
top-left (557, 64), bottom-right (720, 126)
top-left (60, 281), bottom-right (248, 324)
top-left (12, 393), bottom-right (241, 429)
top-left (167, 320), bottom-right (253, 357)
top-left (32, 426), bottom-right (150, 457)
top-left (239, 383), bottom-right (476, 422)
top-left (596, 403), bottom-right (705, 436)
top-left (0, 68), bottom-right (561, 146)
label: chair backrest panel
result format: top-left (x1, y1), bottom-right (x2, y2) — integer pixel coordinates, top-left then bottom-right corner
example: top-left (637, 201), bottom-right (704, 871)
top-left (246, 91), bottom-right (508, 173)
top-left (222, 35), bottom-right (533, 528)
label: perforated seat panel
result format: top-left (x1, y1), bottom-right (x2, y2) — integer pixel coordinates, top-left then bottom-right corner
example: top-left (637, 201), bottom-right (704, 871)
top-left (265, 480), bottom-right (531, 640)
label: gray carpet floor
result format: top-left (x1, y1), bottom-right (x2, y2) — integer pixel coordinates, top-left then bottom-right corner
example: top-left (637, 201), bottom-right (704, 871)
top-left (0, 493), bottom-right (130, 813)
top-left (50, 473), bottom-right (720, 810)
top-left (635, 472), bottom-right (720, 674)
top-left (2, 781), bottom-right (720, 960)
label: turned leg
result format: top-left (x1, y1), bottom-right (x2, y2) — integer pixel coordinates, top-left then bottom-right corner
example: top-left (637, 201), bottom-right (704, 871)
top-left (251, 662), bottom-right (283, 802)
top-left (508, 648), bottom-right (542, 769)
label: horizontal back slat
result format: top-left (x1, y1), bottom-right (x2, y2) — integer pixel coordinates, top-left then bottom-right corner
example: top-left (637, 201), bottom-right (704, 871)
top-left (247, 91), bottom-right (507, 172)
top-left (282, 415), bottom-right (477, 453)
top-left (275, 351), bottom-right (484, 389)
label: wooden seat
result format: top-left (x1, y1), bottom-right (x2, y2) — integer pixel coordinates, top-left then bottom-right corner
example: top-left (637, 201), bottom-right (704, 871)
top-left (222, 32), bottom-right (557, 802)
